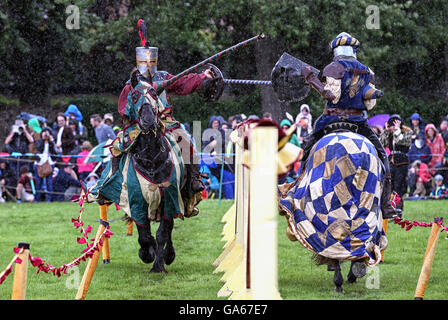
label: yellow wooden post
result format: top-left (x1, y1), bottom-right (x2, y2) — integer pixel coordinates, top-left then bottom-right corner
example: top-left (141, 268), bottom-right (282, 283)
top-left (101, 205), bottom-right (110, 264)
top-left (75, 205), bottom-right (108, 300)
top-left (11, 243), bottom-right (30, 300)
top-left (414, 220), bottom-right (442, 300)
top-left (381, 219), bottom-right (388, 262)
top-left (127, 220), bottom-right (134, 236)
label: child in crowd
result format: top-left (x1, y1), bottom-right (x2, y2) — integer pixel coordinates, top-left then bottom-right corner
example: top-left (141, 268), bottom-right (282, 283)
top-left (76, 141), bottom-right (95, 182)
top-left (429, 174), bottom-right (448, 199)
top-left (16, 165), bottom-right (36, 203)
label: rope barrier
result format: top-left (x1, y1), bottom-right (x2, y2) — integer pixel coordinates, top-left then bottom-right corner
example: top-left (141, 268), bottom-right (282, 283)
top-left (392, 216), bottom-right (448, 233)
top-left (0, 248), bottom-right (24, 285)
top-left (0, 199), bottom-right (114, 284)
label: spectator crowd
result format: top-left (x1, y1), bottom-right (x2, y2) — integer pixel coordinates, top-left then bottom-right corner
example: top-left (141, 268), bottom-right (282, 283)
top-left (0, 104), bottom-right (112, 203)
top-left (1, 102), bottom-right (447, 206)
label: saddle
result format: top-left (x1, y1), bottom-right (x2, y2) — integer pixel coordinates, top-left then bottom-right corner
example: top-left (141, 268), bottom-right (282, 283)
top-left (322, 121), bottom-right (359, 136)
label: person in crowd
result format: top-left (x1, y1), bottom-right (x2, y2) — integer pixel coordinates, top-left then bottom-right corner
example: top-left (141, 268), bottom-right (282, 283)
top-left (280, 119), bottom-right (301, 148)
top-left (4, 119), bottom-right (35, 177)
top-left (76, 141), bottom-right (95, 182)
top-left (103, 113), bottom-right (114, 127)
top-left (27, 118), bottom-right (42, 156)
top-left (54, 113), bottom-right (76, 156)
top-left (380, 114), bottom-right (413, 210)
top-left (279, 118), bottom-right (301, 183)
top-left (407, 132), bottom-right (432, 165)
top-left (429, 174), bottom-right (448, 199)
top-left (90, 114), bottom-right (116, 144)
top-left (85, 172), bottom-right (99, 189)
top-left (199, 165), bottom-right (219, 198)
top-left (16, 165), bottom-right (36, 203)
top-left (64, 104), bottom-right (86, 142)
top-left (439, 117), bottom-right (448, 145)
top-left (0, 159), bottom-right (17, 201)
top-left (263, 112), bottom-right (273, 120)
top-left (371, 125), bottom-right (383, 137)
top-left (408, 160), bottom-right (432, 197)
top-left (424, 123), bottom-right (446, 176)
top-left (52, 163), bottom-right (81, 201)
top-left (296, 117), bottom-right (312, 146)
top-left (202, 115), bottom-right (226, 155)
top-left (221, 121), bottom-right (230, 130)
top-left (409, 113), bottom-right (426, 141)
top-left (295, 104), bottom-right (312, 131)
top-left (68, 118), bottom-right (84, 154)
top-left (33, 127), bottom-right (56, 202)
top-left (247, 115), bottom-right (259, 121)
top-left (230, 114), bottom-right (243, 129)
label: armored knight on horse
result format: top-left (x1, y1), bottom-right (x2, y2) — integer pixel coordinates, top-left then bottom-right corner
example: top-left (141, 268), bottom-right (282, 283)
top-left (111, 19), bottom-right (216, 197)
top-left (298, 32), bottom-right (400, 219)
top-left (277, 33), bottom-right (392, 293)
top-left (80, 20), bottom-right (265, 273)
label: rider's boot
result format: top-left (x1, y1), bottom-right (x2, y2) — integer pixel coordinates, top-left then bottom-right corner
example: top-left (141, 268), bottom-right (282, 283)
top-left (186, 163), bottom-right (205, 194)
top-left (381, 172), bottom-right (402, 219)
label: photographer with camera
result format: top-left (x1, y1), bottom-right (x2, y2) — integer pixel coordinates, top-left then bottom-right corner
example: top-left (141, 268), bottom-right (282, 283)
top-left (4, 119), bottom-right (35, 179)
top-left (380, 114), bottom-right (413, 210)
top-left (33, 127), bottom-right (56, 202)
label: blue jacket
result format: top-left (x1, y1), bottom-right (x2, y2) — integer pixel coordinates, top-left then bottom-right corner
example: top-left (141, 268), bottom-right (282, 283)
top-left (407, 142), bottom-right (432, 164)
top-left (52, 170), bottom-right (81, 201)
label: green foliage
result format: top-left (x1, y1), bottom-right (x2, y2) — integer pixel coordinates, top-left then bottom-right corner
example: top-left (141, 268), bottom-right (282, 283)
top-left (0, 0), bottom-right (446, 124)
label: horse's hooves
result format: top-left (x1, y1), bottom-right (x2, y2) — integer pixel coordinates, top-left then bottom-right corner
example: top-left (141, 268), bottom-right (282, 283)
top-left (149, 266), bottom-right (168, 274)
top-left (139, 248), bottom-right (155, 264)
top-left (103, 259), bottom-right (110, 264)
top-left (347, 274), bottom-right (357, 284)
top-left (164, 247), bottom-right (176, 265)
top-left (334, 286), bottom-right (344, 294)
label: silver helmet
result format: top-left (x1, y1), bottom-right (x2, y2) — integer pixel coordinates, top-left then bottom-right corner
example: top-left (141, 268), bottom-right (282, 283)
top-left (330, 32), bottom-right (360, 59)
top-left (136, 46), bottom-right (158, 77)
top-left (135, 19), bottom-right (158, 78)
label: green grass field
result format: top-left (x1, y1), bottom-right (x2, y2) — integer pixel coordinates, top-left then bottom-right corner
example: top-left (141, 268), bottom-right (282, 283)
top-left (0, 199), bottom-right (447, 300)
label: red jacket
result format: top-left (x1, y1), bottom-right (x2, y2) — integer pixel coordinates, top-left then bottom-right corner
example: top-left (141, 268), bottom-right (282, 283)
top-left (417, 162), bottom-right (432, 183)
top-left (425, 123), bottom-right (446, 175)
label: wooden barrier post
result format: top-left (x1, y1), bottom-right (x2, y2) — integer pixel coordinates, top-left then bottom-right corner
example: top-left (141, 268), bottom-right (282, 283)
top-left (127, 220), bottom-right (134, 236)
top-left (414, 219), bottom-right (442, 300)
top-left (11, 242), bottom-right (30, 300)
top-left (101, 205), bottom-right (110, 264)
top-left (75, 205), bottom-right (109, 300)
top-left (381, 219), bottom-right (388, 262)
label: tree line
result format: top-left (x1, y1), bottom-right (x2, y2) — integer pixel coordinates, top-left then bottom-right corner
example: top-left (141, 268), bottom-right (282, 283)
top-left (0, 0), bottom-right (446, 126)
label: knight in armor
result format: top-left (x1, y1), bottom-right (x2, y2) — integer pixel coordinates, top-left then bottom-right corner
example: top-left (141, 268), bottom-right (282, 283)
top-left (112, 22), bottom-right (214, 196)
top-left (299, 32), bottom-right (400, 219)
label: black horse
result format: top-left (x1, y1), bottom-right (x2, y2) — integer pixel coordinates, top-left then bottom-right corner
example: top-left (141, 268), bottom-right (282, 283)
top-left (132, 98), bottom-right (180, 273)
top-left (83, 75), bottom-right (201, 274)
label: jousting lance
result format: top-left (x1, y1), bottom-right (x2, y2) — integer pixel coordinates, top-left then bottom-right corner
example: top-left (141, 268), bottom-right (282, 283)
top-left (155, 33), bottom-right (266, 95)
top-left (223, 79), bottom-right (272, 86)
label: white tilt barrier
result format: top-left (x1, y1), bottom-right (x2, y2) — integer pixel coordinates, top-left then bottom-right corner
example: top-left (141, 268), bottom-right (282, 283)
top-left (213, 125), bottom-right (281, 300)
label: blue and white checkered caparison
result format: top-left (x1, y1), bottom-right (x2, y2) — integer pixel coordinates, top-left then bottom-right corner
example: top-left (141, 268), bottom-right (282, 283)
top-left (279, 131), bottom-right (387, 266)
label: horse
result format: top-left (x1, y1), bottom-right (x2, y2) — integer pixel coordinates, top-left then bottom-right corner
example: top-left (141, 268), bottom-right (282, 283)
top-left (84, 78), bottom-right (200, 274)
top-left (278, 131), bottom-right (388, 293)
